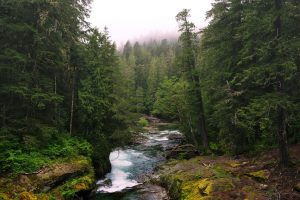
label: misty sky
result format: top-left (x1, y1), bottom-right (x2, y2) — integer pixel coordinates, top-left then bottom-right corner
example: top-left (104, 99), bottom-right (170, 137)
top-left (89, 0), bottom-right (214, 46)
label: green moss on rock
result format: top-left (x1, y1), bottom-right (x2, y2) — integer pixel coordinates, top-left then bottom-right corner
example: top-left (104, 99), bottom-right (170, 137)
top-left (245, 170), bottom-right (270, 182)
top-left (19, 192), bottom-right (37, 200)
top-left (0, 193), bottom-right (9, 200)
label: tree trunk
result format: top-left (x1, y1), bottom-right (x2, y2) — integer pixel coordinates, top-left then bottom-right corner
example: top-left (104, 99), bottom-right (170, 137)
top-left (275, 0), bottom-right (282, 38)
top-left (1, 105), bottom-right (5, 127)
top-left (274, 0), bottom-right (289, 167)
top-left (277, 107), bottom-right (289, 167)
top-left (69, 70), bottom-right (75, 135)
top-left (192, 75), bottom-right (209, 149)
top-left (188, 114), bottom-right (199, 148)
top-left (54, 75), bottom-right (58, 124)
top-left (197, 87), bottom-right (209, 149)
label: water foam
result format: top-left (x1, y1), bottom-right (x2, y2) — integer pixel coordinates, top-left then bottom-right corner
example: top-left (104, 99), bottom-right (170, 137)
top-left (97, 150), bottom-right (140, 193)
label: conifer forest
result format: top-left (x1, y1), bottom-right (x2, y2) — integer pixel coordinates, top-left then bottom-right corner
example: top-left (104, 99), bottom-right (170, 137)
top-left (0, 0), bottom-right (299, 199)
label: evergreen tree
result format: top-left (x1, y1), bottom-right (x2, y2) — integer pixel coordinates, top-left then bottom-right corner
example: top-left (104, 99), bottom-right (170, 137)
top-left (176, 9), bottom-right (209, 149)
top-left (200, 0), bottom-right (300, 164)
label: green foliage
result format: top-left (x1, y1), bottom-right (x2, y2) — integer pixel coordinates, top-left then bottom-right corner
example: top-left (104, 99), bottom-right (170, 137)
top-left (138, 117), bottom-right (149, 127)
top-left (199, 0), bottom-right (300, 158)
top-left (1, 0), bottom-right (299, 182)
top-left (134, 87), bottom-right (147, 113)
top-left (44, 136), bottom-right (92, 158)
top-left (61, 188), bottom-right (76, 199)
top-left (0, 0), bottom-right (130, 178)
top-left (0, 134), bottom-right (92, 176)
top-left (2, 150), bottom-right (51, 175)
top-left (152, 77), bottom-right (187, 120)
top-left (175, 9), bottom-right (209, 148)
top-left (119, 39), bottom-right (179, 114)
top-left (213, 166), bottom-right (232, 179)
top-left (60, 175), bottom-right (93, 199)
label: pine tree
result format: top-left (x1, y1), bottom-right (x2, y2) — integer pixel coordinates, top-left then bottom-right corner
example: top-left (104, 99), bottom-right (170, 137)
top-left (176, 9), bottom-right (209, 149)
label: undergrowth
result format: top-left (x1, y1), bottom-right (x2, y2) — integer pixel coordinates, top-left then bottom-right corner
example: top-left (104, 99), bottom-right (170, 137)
top-left (0, 134), bottom-right (92, 176)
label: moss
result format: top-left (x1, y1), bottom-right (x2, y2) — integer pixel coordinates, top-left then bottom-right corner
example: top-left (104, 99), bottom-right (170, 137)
top-left (0, 193), bottom-right (9, 200)
top-left (72, 175), bottom-right (93, 192)
top-left (138, 117), bottom-right (149, 127)
top-left (160, 175), bottom-right (182, 199)
top-left (227, 160), bottom-right (249, 168)
top-left (194, 171), bottom-right (203, 179)
top-left (212, 166), bottom-right (232, 178)
top-left (294, 182), bottom-right (300, 192)
top-left (241, 185), bottom-right (261, 199)
top-left (59, 173), bottom-right (95, 198)
top-left (226, 161), bottom-right (240, 168)
top-left (73, 183), bottom-right (87, 191)
top-left (197, 178), bottom-right (213, 196)
top-left (73, 156), bottom-right (90, 167)
top-left (180, 178), bottom-right (235, 200)
top-left (19, 192), bottom-right (37, 200)
top-left (245, 170), bottom-right (270, 182)
top-left (244, 191), bottom-right (259, 200)
top-left (38, 194), bottom-right (50, 200)
top-left (181, 179), bottom-right (206, 200)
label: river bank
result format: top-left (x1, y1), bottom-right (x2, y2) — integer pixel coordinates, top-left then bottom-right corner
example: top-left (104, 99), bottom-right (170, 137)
top-left (0, 155), bottom-right (97, 200)
top-left (154, 144), bottom-right (300, 200)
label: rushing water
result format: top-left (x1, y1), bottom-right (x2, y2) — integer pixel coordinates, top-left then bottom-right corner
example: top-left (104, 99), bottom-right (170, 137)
top-left (95, 130), bottom-right (182, 200)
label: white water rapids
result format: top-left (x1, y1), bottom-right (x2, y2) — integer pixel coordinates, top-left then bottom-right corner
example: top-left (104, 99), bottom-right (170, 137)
top-left (97, 149), bottom-right (143, 193)
top-left (96, 130), bottom-right (182, 195)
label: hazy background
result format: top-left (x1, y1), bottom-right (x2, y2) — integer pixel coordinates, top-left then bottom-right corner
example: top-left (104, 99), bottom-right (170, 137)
top-left (89, 0), bottom-right (213, 46)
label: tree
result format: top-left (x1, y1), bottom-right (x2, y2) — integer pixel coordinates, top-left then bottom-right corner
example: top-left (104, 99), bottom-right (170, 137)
top-left (176, 9), bottom-right (209, 149)
top-left (200, 0), bottom-right (300, 164)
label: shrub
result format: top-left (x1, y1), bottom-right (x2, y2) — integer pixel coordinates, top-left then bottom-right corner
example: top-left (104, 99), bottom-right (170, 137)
top-left (138, 117), bottom-right (149, 127)
top-left (0, 133), bottom-right (93, 176)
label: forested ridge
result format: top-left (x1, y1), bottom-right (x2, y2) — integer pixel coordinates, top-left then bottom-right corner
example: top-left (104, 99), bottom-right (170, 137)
top-left (0, 0), bottom-right (300, 199)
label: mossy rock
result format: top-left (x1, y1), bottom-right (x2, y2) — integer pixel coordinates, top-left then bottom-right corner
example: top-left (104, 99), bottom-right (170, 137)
top-left (227, 161), bottom-right (248, 168)
top-left (72, 176), bottom-right (93, 192)
top-left (0, 193), bottom-right (9, 200)
top-left (227, 161), bottom-right (241, 168)
top-left (58, 174), bottom-right (95, 198)
top-left (38, 194), bottom-right (50, 200)
top-left (160, 175), bottom-right (182, 199)
top-left (205, 178), bottom-right (234, 195)
top-left (212, 166), bottom-right (232, 178)
top-left (73, 182), bottom-right (88, 191)
top-left (294, 182), bottom-right (300, 192)
top-left (19, 192), bottom-right (37, 200)
top-left (181, 178), bottom-right (234, 200)
top-left (198, 178), bottom-right (213, 196)
top-left (181, 179), bottom-right (210, 200)
top-left (245, 170), bottom-right (270, 182)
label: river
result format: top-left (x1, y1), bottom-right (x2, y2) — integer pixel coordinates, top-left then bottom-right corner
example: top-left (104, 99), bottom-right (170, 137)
top-left (94, 129), bottom-right (182, 200)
